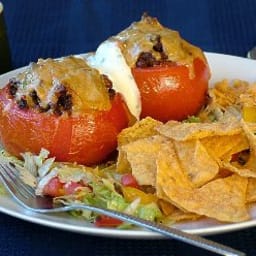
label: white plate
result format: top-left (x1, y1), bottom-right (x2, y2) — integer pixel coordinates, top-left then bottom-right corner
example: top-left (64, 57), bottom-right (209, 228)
top-left (0, 52), bottom-right (256, 238)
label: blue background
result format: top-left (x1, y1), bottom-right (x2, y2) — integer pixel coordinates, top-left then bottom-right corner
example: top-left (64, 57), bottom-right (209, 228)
top-left (0, 1), bottom-right (256, 256)
top-left (2, 0), bottom-right (256, 69)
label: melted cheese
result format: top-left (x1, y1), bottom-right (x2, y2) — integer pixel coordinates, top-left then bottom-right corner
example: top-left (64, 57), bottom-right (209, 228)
top-left (114, 15), bottom-right (207, 78)
top-left (15, 56), bottom-right (111, 114)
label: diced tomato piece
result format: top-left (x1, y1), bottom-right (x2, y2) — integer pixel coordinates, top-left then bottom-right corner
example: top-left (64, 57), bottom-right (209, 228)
top-left (95, 215), bottom-right (123, 227)
top-left (43, 177), bottom-right (64, 197)
top-left (63, 181), bottom-right (82, 195)
top-left (121, 173), bottom-right (139, 188)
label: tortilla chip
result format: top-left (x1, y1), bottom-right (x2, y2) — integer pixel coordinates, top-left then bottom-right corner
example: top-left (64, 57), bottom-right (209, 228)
top-left (207, 79), bottom-right (253, 110)
top-left (219, 161), bottom-right (256, 178)
top-left (166, 209), bottom-right (201, 223)
top-left (160, 204), bottom-right (200, 223)
top-left (174, 140), bottom-right (219, 187)
top-left (158, 199), bottom-right (177, 216)
top-left (116, 117), bottom-right (162, 173)
top-left (119, 135), bottom-right (168, 186)
top-left (156, 143), bottom-right (193, 204)
top-left (246, 178), bottom-right (256, 203)
top-left (158, 197), bottom-right (200, 222)
top-left (116, 149), bottom-right (131, 173)
top-left (201, 133), bottom-right (249, 160)
top-left (156, 147), bottom-right (249, 222)
top-left (156, 120), bottom-right (242, 141)
top-left (117, 117), bottom-right (162, 146)
top-left (220, 121), bottom-right (256, 178)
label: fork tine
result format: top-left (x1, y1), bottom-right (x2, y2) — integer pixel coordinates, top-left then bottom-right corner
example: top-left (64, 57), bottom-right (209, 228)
top-left (0, 163), bottom-right (36, 199)
top-left (4, 163), bottom-right (36, 197)
top-left (0, 164), bottom-right (246, 255)
top-left (0, 165), bottom-right (19, 197)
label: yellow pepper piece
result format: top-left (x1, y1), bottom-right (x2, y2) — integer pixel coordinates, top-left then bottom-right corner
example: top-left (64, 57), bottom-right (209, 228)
top-left (242, 106), bottom-right (256, 122)
top-left (122, 186), bottom-right (157, 204)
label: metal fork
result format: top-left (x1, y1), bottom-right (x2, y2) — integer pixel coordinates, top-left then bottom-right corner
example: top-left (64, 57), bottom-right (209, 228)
top-left (247, 46), bottom-right (256, 59)
top-left (0, 162), bottom-right (245, 256)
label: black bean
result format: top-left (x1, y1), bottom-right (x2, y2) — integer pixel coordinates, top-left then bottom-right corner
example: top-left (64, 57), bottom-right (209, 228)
top-left (9, 78), bottom-right (19, 86)
top-left (152, 35), bottom-right (169, 61)
top-left (39, 104), bottom-right (51, 113)
top-left (51, 86), bottom-right (73, 115)
top-left (101, 74), bottom-right (116, 100)
top-left (9, 83), bottom-right (18, 96)
top-left (153, 36), bottom-right (163, 53)
top-left (53, 106), bottom-right (62, 116)
top-left (29, 90), bottom-right (40, 106)
top-left (17, 98), bottom-right (28, 109)
top-left (102, 74), bottom-right (113, 89)
top-left (108, 88), bottom-right (116, 99)
top-left (135, 52), bottom-right (159, 68)
top-left (160, 51), bottom-right (168, 60)
top-left (60, 94), bottom-right (72, 111)
top-left (8, 78), bottom-right (20, 96)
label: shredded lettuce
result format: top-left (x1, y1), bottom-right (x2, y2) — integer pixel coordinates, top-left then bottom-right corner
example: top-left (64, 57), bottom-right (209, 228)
top-left (183, 115), bottom-right (201, 123)
top-left (136, 202), bottom-right (162, 222)
top-left (21, 148), bottom-right (54, 177)
top-left (57, 177), bottom-right (162, 225)
top-left (0, 148), bottom-right (163, 226)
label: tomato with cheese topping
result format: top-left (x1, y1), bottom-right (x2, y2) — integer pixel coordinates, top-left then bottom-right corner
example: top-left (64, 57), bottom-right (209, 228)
top-left (132, 58), bottom-right (210, 121)
top-left (0, 56), bottom-right (130, 165)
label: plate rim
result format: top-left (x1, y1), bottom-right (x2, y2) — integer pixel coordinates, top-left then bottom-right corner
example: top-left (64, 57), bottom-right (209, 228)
top-left (0, 52), bottom-right (256, 238)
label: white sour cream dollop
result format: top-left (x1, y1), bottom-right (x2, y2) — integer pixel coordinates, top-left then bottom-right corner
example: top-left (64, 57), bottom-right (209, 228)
top-left (86, 40), bottom-right (141, 120)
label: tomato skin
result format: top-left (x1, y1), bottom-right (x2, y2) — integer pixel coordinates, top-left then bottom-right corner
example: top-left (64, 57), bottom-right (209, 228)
top-left (63, 181), bottom-right (82, 195)
top-left (121, 173), bottom-right (139, 188)
top-left (43, 177), bottom-right (64, 197)
top-left (131, 58), bottom-right (210, 122)
top-left (95, 215), bottom-right (123, 227)
top-left (0, 86), bottom-right (129, 165)
top-left (43, 178), bottom-right (85, 197)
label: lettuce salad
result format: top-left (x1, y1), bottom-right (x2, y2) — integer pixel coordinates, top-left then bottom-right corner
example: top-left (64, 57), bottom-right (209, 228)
top-left (0, 149), bottom-right (162, 227)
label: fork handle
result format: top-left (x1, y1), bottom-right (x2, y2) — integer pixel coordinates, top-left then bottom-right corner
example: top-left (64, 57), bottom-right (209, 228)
top-left (57, 204), bottom-right (245, 256)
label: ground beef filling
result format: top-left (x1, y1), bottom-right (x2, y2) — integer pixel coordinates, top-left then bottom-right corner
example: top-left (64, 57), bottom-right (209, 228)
top-left (8, 75), bottom-right (115, 116)
top-left (52, 85), bottom-right (72, 116)
top-left (135, 35), bottom-right (175, 68)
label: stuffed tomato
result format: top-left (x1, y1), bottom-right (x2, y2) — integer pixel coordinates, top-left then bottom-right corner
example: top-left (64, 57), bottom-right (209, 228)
top-left (87, 14), bottom-right (210, 122)
top-left (0, 56), bottom-right (130, 165)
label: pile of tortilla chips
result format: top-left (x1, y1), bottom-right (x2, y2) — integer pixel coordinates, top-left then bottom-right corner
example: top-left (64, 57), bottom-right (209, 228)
top-left (116, 103), bottom-right (256, 223)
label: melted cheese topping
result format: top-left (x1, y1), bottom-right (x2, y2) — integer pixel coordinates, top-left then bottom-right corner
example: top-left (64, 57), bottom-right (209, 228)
top-left (114, 15), bottom-right (206, 78)
top-left (86, 15), bottom-right (207, 120)
top-left (15, 56), bottom-right (111, 114)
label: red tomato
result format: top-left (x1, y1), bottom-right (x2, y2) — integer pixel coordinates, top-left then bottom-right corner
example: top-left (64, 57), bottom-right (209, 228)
top-left (43, 177), bottom-right (64, 197)
top-left (63, 181), bottom-right (82, 195)
top-left (131, 58), bottom-right (210, 122)
top-left (95, 215), bottom-right (123, 227)
top-left (121, 173), bottom-right (139, 188)
top-left (43, 177), bottom-right (86, 197)
top-left (0, 86), bottom-right (130, 165)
